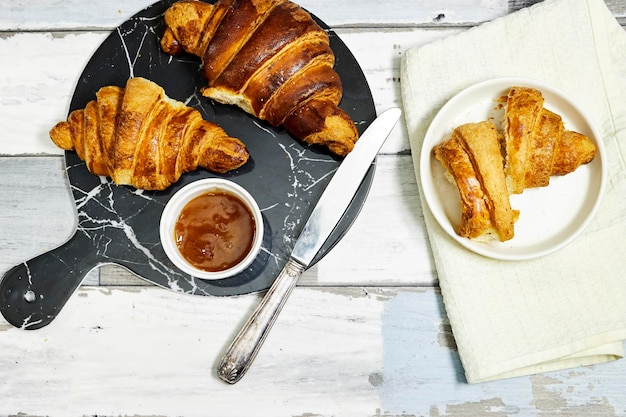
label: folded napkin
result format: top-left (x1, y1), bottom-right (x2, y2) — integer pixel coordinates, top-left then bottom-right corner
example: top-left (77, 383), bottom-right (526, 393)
top-left (401, 0), bottom-right (626, 383)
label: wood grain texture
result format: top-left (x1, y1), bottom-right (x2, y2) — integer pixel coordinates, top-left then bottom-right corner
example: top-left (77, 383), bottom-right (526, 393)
top-left (510, 0), bottom-right (626, 19)
top-left (509, 0), bottom-right (544, 12)
top-left (1, 0), bottom-right (626, 416)
top-left (0, 27), bottom-right (468, 155)
top-left (0, 155), bottom-right (435, 288)
top-left (0, 0), bottom-right (509, 31)
top-left (0, 32), bottom-right (108, 155)
top-left (0, 156), bottom-right (100, 284)
top-left (2, 4), bottom-right (624, 155)
top-left (0, 286), bottom-right (624, 416)
top-left (1, 0), bottom-right (622, 30)
top-left (0, 157), bottom-right (74, 264)
top-left (97, 155), bottom-right (437, 288)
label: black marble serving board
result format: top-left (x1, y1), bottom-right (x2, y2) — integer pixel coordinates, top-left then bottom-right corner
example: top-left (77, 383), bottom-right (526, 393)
top-left (0, 0), bottom-right (376, 329)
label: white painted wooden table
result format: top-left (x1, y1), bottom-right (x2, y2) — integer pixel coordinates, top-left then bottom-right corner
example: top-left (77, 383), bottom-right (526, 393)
top-left (1, 1), bottom-right (625, 416)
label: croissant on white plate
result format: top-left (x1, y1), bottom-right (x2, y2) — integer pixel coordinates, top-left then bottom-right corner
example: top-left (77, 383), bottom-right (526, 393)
top-left (433, 86), bottom-right (597, 243)
top-left (504, 86), bottom-right (596, 194)
top-left (160, 0), bottom-right (359, 156)
top-left (434, 121), bottom-right (518, 242)
top-left (49, 77), bottom-right (249, 190)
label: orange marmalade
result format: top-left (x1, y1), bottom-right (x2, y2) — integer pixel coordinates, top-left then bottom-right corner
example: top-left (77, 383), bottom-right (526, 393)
top-left (174, 190), bottom-right (256, 272)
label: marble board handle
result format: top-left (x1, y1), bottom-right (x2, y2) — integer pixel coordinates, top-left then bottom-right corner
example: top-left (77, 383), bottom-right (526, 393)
top-left (0, 231), bottom-right (98, 329)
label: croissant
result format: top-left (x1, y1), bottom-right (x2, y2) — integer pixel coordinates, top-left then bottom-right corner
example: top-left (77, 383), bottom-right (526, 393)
top-left (433, 86), bottom-right (597, 243)
top-left (160, 0), bottom-right (358, 156)
top-left (504, 86), bottom-right (596, 193)
top-left (49, 77), bottom-right (249, 190)
top-left (434, 121), bottom-right (517, 242)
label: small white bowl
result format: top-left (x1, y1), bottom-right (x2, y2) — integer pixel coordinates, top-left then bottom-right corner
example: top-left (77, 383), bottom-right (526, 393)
top-left (160, 178), bottom-right (264, 279)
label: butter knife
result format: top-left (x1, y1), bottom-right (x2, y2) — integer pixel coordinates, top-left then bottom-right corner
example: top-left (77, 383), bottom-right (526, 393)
top-left (217, 107), bottom-right (402, 384)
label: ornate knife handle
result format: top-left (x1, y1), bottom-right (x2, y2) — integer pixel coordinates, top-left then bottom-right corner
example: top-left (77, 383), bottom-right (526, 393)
top-left (217, 258), bottom-right (304, 384)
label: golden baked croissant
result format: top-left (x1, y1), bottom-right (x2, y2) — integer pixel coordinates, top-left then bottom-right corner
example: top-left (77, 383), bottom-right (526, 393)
top-left (434, 121), bottom-right (517, 242)
top-left (504, 86), bottom-right (596, 193)
top-left (49, 77), bottom-right (249, 190)
top-left (433, 86), bottom-right (597, 243)
top-left (160, 0), bottom-right (358, 156)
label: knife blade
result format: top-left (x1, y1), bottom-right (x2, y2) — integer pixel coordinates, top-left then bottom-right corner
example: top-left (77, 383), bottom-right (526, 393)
top-left (217, 107), bottom-right (402, 384)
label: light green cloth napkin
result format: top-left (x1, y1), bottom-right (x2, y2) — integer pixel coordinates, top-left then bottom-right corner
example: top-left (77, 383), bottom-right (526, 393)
top-left (401, 0), bottom-right (626, 383)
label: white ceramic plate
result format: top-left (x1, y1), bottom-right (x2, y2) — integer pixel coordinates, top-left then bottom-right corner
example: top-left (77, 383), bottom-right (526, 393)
top-left (420, 77), bottom-right (606, 260)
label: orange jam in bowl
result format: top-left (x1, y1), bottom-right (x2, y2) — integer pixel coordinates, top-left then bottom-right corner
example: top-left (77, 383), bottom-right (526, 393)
top-left (175, 191), bottom-right (255, 272)
top-left (160, 179), bottom-right (263, 279)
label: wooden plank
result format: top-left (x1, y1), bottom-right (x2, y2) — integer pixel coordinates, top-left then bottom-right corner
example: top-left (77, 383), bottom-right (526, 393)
top-left (509, 0), bottom-right (544, 12)
top-left (511, 0), bottom-right (625, 15)
top-left (0, 32), bottom-right (108, 155)
top-left (0, 29), bottom-right (455, 156)
top-left (0, 285), bottom-right (624, 416)
top-left (2, 0), bottom-right (623, 31)
top-left (0, 156), bottom-right (100, 285)
top-left (0, 0), bottom-right (509, 31)
top-left (510, 0), bottom-right (626, 23)
top-left (0, 157), bottom-right (74, 268)
top-left (1, 1), bottom-right (625, 415)
top-left (606, 0), bottom-right (626, 17)
top-left (301, 0), bottom-right (509, 27)
top-left (100, 154), bottom-right (436, 287)
top-left (0, 155), bottom-right (435, 288)
top-left (337, 27), bottom-right (462, 154)
top-left (302, 154), bottom-right (434, 286)
top-left (4, 21), bottom-right (626, 155)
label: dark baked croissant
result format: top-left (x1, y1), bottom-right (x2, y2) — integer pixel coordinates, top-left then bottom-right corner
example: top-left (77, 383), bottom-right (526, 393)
top-left (49, 77), bottom-right (249, 190)
top-left (504, 86), bottom-right (596, 193)
top-left (160, 0), bottom-right (358, 156)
